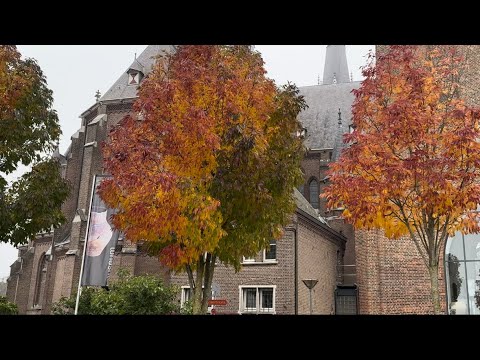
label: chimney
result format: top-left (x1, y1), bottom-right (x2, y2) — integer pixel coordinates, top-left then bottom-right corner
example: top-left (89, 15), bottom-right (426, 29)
top-left (323, 45), bottom-right (350, 85)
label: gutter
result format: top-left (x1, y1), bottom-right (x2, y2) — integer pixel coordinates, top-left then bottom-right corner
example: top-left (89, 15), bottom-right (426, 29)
top-left (296, 208), bottom-right (347, 246)
top-left (294, 225), bottom-right (298, 315)
top-left (285, 224), bottom-right (299, 315)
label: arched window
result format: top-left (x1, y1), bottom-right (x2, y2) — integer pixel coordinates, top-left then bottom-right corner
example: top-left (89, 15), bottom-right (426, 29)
top-left (33, 253), bottom-right (48, 308)
top-left (445, 231), bottom-right (480, 315)
top-left (309, 179), bottom-right (319, 209)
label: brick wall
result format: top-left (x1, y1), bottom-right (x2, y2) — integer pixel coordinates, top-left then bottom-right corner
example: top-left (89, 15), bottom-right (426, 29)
top-left (52, 254), bottom-right (66, 304)
top-left (6, 248), bottom-right (33, 314)
top-left (170, 228), bottom-right (296, 314)
top-left (134, 254), bottom-right (170, 282)
top-left (297, 216), bottom-right (340, 314)
top-left (355, 229), bottom-right (446, 314)
top-left (301, 151), bottom-right (331, 216)
top-left (170, 214), bottom-right (344, 315)
top-left (301, 150), bottom-right (356, 285)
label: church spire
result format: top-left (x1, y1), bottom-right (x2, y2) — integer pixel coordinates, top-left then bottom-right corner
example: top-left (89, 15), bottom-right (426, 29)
top-left (323, 45), bottom-right (350, 85)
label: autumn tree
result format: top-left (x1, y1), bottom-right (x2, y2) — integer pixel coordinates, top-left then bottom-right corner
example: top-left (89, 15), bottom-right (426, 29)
top-left (99, 45), bottom-right (306, 314)
top-left (0, 46), bottom-right (70, 245)
top-left (323, 45), bottom-right (480, 314)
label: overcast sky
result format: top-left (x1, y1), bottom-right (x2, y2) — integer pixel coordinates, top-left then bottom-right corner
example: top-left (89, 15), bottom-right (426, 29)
top-left (0, 45), bottom-right (373, 280)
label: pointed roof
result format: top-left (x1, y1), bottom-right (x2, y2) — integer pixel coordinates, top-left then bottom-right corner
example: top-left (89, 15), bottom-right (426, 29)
top-left (294, 188), bottom-right (329, 226)
top-left (323, 45), bottom-right (350, 85)
top-left (127, 58), bottom-right (145, 74)
top-left (298, 81), bottom-right (360, 149)
top-left (52, 146), bottom-right (67, 165)
top-left (100, 45), bottom-right (176, 102)
top-left (298, 45), bottom-right (361, 150)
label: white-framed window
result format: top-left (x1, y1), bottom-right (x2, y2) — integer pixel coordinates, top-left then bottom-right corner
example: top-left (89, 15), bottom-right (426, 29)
top-left (238, 285), bottom-right (276, 314)
top-left (242, 256), bottom-right (256, 263)
top-left (263, 240), bottom-right (277, 262)
top-left (181, 286), bottom-right (215, 310)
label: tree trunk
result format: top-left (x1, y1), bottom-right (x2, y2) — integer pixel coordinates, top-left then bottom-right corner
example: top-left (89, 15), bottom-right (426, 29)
top-left (201, 253), bottom-right (216, 314)
top-left (428, 265), bottom-right (442, 314)
top-left (192, 256), bottom-right (205, 314)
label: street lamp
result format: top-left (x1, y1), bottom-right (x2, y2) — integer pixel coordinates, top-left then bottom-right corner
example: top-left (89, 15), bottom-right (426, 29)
top-left (302, 279), bottom-right (318, 315)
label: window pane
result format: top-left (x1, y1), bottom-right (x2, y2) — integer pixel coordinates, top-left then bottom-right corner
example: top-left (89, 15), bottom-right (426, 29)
top-left (446, 232), bottom-right (465, 261)
top-left (309, 180), bottom-right (319, 209)
top-left (265, 240), bottom-right (276, 260)
top-left (184, 288), bottom-right (191, 302)
top-left (466, 261), bottom-right (480, 315)
top-left (336, 295), bottom-right (357, 315)
top-left (463, 233), bottom-right (480, 261)
top-left (260, 288), bottom-right (273, 310)
top-left (244, 289), bottom-right (256, 310)
top-left (446, 261), bottom-right (468, 314)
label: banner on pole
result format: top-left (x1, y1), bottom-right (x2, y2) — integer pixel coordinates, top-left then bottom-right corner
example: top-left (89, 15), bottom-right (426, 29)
top-left (81, 175), bottom-right (119, 286)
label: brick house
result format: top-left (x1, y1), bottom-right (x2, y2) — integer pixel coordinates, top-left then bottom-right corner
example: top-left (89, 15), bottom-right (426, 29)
top-left (171, 189), bottom-right (346, 315)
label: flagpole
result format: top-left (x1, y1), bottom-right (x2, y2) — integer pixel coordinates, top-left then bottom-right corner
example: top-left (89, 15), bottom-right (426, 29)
top-left (74, 175), bottom-right (99, 315)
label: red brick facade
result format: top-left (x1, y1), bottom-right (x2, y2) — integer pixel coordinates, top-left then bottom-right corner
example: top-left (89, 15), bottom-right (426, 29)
top-left (171, 212), bottom-right (345, 315)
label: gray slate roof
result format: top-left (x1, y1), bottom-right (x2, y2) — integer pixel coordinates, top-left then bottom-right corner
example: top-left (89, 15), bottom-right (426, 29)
top-left (100, 45), bottom-right (176, 102)
top-left (294, 188), bottom-right (329, 226)
top-left (298, 81), bottom-right (360, 150)
top-left (128, 58), bottom-right (145, 74)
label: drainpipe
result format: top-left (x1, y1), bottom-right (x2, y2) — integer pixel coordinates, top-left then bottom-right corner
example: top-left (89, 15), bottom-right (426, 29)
top-left (442, 236), bottom-right (449, 315)
top-left (293, 226), bottom-right (298, 315)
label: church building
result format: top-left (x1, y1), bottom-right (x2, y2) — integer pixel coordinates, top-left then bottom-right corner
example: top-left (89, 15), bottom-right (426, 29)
top-left (6, 45), bottom-right (479, 315)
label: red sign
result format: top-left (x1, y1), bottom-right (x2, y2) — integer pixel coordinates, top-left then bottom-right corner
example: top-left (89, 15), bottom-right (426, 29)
top-left (208, 299), bottom-right (227, 306)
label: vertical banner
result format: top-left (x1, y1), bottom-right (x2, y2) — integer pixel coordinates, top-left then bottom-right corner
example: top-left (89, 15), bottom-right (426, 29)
top-left (81, 175), bottom-right (119, 286)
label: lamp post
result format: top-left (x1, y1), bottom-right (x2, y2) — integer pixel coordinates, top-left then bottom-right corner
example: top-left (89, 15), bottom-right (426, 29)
top-left (302, 279), bottom-right (318, 315)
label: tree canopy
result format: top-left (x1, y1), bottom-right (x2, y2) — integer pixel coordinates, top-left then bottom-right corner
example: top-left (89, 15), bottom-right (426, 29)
top-left (99, 45), bottom-right (306, 313)
top-left (323, 45), bottom-right (480, 313)
top-left (0, 46), bottom-right (70, 245)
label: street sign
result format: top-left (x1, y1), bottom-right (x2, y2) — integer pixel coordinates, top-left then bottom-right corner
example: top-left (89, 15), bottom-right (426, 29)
top-left (208, 299), bottom-right (227, 306)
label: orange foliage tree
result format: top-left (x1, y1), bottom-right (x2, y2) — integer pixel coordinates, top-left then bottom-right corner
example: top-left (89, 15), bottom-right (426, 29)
top-left (99, 46), bottom-right (306, 314)
top-left (323, 46), bottom-right (480, 314)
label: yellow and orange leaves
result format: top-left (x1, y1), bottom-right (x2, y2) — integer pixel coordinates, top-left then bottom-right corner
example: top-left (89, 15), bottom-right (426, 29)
top-left (0, 46), bottom-right (34, 111)
top-left (324, 45), bottom-right (480, 242)
top-left (100, 46), bottom-right (302, 271)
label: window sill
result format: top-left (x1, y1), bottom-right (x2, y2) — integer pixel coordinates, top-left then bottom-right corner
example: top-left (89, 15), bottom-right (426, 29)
top-left (241, 261), bottom-right (278, 266)
top-left (239, 310), bottom-right (276, 315)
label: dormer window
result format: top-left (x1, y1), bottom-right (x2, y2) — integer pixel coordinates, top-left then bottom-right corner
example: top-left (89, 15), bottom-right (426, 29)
top-left (128, 72), bottom-right (140, 85)
top-left (127, 58), bottom-right (145, 86)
